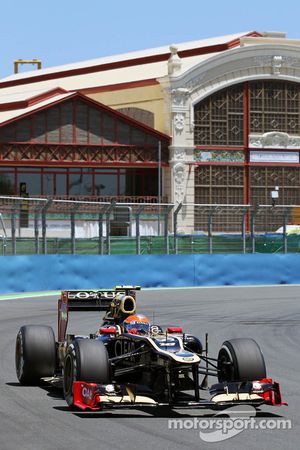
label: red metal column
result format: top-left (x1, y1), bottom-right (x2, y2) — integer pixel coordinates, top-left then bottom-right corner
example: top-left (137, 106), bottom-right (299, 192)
top-left (73, 100), bottom-right (77, 144)
top-left (243, 81), bottom-right (250, 232)
top-left (41, 167), bottom-right (44, 194)
top-left (243, 81), bottom-right (249, 205)
top-left (100, 111), bottom-right (103, 145)
top-left (87, 106), bottom-right (90, 145)
top-left (59, 104), bottom-right (62, 143)
top-left (45, 110), bottom-right (48, 144)
top-left (14, 167), bottom-right (17, 194)
top-left (117, 168), bottom-right (120, 195)
top-left (66, 169), bottom-right (69, 195)
top-left (114, 116), bottom-right (118, 144)
top-left (30, 115), bottom-right (34, 142)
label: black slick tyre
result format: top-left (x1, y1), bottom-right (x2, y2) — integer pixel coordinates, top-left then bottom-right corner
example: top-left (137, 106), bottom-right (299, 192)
top-left (63, 339), bottom-right (111, 407)
top-left (15, 325), bottom-right (56, 385)
top-left (217, 338), bottom-right (266, 382)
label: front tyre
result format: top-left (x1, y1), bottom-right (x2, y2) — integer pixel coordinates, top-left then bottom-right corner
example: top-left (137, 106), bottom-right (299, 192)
top-left (15, 325), bottom-right (56, 385)
top-left (63, 339), bottom-right (111, 407)
top-left (217, 338), bottom-right (266, 382)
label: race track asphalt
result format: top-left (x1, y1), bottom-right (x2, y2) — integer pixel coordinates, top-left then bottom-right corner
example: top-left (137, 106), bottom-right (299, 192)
top-left (0, 285), bottom-right (298, 450)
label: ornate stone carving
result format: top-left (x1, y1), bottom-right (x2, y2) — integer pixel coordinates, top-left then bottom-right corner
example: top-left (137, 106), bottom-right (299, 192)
top-left (174, 147), bottom-right (185, 160)
top-left (173, 162), bottom-right (185, 202)
top-left (254, 55), bottom-right (300, 69)
top-left (184, 72), bottom-right (207, 90)
top-left (249, 131), bottom-right (300, 149)
top-left (171, 88), bottom-right (189, 107)
top-left (174, 113), bottom-right (185, 131)
top-left (254, 56), bottom-right (272, 66)
top-left (168, 45), bottom-right (182, 76)
top-left (272, 56), bottom-right (283, 75)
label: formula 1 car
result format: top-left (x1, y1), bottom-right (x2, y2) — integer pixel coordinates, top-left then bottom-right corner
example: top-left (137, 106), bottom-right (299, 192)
top-left (15, 286), bottom-right (286, 411)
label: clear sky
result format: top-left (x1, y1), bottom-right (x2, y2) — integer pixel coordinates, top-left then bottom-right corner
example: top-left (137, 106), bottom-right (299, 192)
top-left (1, 0), bottom-right (299, 78)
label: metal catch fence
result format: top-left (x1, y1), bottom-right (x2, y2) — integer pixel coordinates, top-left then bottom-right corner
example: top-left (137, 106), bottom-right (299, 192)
top-left (0, 196), bottom-right (299, 255)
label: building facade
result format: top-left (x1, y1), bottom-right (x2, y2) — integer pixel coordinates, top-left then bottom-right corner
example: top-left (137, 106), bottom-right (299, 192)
top-left (165, 33), bottom-right (300, 230)
top-left (1, 31), bottom-right (300, 232)
top-left (0, 90), bottom-right (169, 202)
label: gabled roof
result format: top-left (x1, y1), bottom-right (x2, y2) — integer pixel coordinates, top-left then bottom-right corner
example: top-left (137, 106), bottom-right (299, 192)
top-left (0, 92), bottom-right (74, 125)
top-left (0, 87), bottom-right (67, 111)
top-left (0, 31), bottom-right (261, 92)
top-left (0, 89), bottom-right (170, 141)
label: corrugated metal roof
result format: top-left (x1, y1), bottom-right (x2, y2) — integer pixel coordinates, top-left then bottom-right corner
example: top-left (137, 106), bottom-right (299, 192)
top-left (0, 88), bottom-right (52, 104)
top-left (0, 61), bottom-right (167, 96)
top-left (0, 31), bottom-right (253, 83)
top-left (0, 87), bottom-right (66, 105)
top-left (0, 92), bottom-right (73, 125)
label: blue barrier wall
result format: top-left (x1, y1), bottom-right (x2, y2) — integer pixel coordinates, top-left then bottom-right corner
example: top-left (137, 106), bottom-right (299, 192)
top-left (0, 254), bottom-right (300, 294)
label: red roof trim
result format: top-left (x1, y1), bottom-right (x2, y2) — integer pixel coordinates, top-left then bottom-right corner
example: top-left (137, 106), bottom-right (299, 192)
top-left (0, 87), bottom-right (67, 111)
top-left (0, 91), bottom-right (170, 141)
top-left (176, 31), bottom-right (262, 58)
top-left (27, 87), bottom-right (67, 106)
top-left (0, 100), bottom-right (28, 111)
top-left (0, 93), bottom-right (77, 126)
top-left (4, 141), bottom-right (162, 148)
top-left (79, 78), bottom-right (159, 94)
top-left (227, 31), bottom-right (262, 48)
top-left (0, 160), bottom-right (169, 168)
top-left (0, 32), bottom-right (262, 89)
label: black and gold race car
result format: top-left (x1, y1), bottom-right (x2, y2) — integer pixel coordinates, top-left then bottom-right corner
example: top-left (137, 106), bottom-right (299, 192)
top-left (15, 286), bottom-right (286, 411)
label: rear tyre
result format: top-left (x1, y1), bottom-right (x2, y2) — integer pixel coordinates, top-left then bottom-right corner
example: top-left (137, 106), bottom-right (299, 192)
top-left (15, 325), bottom-right (56, 385)
top-left (217, 338), bottom-right (266, 382)
top-left (63, 339), bottom-right (111, 407)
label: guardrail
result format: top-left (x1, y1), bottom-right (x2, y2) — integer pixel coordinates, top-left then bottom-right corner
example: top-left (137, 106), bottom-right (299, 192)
top-left (0, 196), bottom-right (299, 255)
top-left (0, 213), bottom-right (7, 255)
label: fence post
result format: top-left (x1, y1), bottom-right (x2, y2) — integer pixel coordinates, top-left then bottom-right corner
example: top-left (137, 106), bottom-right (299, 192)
top-left (42, 199), bottom-right (52, 255)
top-left (98, 213), bottom-right (104, 255)
top-left (208, 210), bottom-right (213, 254)
top-left (135, 206), bottom-right (145, 255)
top-left (250, 208), bottom-right (256, 254)
top-left (106, 201), bottom-right (116, 255)
top-left (283, 208), bottom-right (288, 254)
top-left (0, 213), bottom-right (7, 256)
top-left (173, 203), bottom-right (182, 255)
top-left (34, 210), bottom-right (39, 254)
top-left (136, 213), bottom-right (140, 255)
top-left (70, 211), bottom-right (76, 255)
top-left (106, 213), bottom-right (110, 255)
top-left (42, 210), bottom-right (47, 254)
top-left (241, 212), bottom-right (246, 254)
top-left (164, 210), bottom-right (169, 255)
top-left (11, 210), bottom-right (17, 255)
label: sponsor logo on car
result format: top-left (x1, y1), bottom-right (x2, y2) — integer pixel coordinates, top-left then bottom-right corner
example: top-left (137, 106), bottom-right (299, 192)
top-left (68, 291), bottom-right (126, 300)
top-left (81, 386), bottom-right (93, 400)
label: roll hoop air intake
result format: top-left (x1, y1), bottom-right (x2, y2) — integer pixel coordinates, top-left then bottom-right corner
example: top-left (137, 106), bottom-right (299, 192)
top-left (110, 294), bottom-right (136, 319)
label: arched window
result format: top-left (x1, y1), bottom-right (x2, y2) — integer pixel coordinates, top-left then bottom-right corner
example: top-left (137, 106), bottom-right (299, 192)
top-left (249, 81), bottom-right (299, 135)
top-left (194, 84), bottom-right (244, 146)
top-left (194, 80), bottom-right (300, 230)
top-left (194, 80), bottom-right (300, 146)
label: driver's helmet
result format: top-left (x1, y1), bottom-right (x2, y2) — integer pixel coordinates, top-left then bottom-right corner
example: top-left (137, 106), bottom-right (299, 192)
top-left (123, 314), bottom-right (150, 335)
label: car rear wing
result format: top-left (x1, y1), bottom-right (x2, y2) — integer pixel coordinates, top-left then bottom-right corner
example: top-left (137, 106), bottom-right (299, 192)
top-left (58, 286), bottom-right (140, 341)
